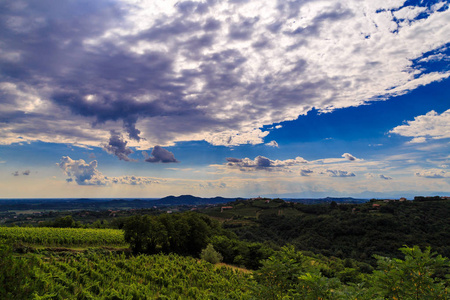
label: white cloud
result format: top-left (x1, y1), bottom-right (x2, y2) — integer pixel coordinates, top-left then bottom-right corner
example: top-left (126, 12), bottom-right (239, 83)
top-left (390, 109), bottom-right (450, 143)
top-left (266, 140), bottom-right (279, 147)
top-left (342, 153), bottom-right (357, 161)
top-left (203, 129), bottom-right (270, 147)
top-left (58, 156), bottom-right (159, 185)
top-left (415, 169), bottom-right (447, 178)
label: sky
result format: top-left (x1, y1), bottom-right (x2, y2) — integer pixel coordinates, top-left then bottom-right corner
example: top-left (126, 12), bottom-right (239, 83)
top-left (0, 0), bottom-right (449, 199)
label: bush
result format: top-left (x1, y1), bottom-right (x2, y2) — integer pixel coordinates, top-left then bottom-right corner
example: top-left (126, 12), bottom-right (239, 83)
top-left (201, 244), bottom-right (223, 264)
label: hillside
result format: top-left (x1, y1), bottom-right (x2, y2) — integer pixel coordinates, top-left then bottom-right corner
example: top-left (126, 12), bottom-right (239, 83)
top-left (200, 197), bottom-right (450, 264)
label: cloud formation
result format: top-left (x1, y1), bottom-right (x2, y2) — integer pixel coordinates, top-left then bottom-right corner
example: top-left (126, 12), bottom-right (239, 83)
top-left (144, 146), bottom-right (178, 163)
top-left (342, 153), bottom-right (357, 161)
top-left (390, 109), bottom-right (450, 143)
top-left (1, 1), bottom-right (449, 148)
top-left (103, 131), bottom-right (135, 161)
top-left (225, 156), bottom-right (307, 171)
top-left (58, 156), bottom-right (159, 185)
top-left (266, 140), bottom-right (279, 147)
top-left (58, 157), bottom-right (106, 185)
top-left (12, 170), bottom-right (31, 176)
top-left (415, 169), bottom-right (447, 178)
top-left (326, 170), bottom-right (356, 177)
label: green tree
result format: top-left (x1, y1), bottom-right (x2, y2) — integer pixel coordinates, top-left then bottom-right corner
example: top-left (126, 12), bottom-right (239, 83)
top-left (372, 245), bottom-right (449, 299)
top-left (254, 245), bottom-right (305, 299)
top-left (201, 243), bottom-right (223, 264)
top-left (123, 215), bottom-right (168, 254)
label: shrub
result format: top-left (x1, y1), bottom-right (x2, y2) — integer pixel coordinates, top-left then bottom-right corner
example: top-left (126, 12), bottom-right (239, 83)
top-left (201, 244), bottom-right (223, 264)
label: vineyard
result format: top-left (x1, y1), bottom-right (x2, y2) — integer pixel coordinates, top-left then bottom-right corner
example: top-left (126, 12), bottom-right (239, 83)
top-left (1, 213), bottom-right (449, 299)
top-left (0, 226), bottom-right (126, 247)
top-left (30, 251), bottom-right (255, 299)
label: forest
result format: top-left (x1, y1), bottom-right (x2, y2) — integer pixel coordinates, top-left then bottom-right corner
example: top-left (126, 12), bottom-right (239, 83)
top-left (1, 197), bottom-right (449, 299)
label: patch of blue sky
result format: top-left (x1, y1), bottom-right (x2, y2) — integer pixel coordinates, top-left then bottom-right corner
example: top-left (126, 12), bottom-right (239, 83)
top-left (262, 76), bottom-right (450, 160)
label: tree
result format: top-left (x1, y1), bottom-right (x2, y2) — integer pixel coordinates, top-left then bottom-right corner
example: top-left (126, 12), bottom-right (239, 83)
top-left (201, 244), bottom-right (223, 264)
top-left (372, 245), bottom-right (449, 299)
top-left (123, 212), bottom-right (215, 256)
top-left (123, 215), bottom-right (167, 254)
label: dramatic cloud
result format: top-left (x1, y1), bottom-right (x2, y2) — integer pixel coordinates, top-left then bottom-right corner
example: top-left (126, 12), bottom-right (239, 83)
top-left (1, 1), bottom-right (449, 148)
top-left (342, 153), bottom-right (357, 161)
top-left (326, 170), bottom-right (356, 177)
top-left (103, 131), bottom-right (135, 161)
top-left (390, 109), bottom-right (450, 143)
top-left (144, 146), bottom-right (178, 163)
top-left (58, 156), bottom-right (158, 185)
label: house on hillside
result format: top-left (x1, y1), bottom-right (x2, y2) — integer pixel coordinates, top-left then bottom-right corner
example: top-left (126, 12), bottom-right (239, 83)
top-left (221, 206), bottom-right (233, 213)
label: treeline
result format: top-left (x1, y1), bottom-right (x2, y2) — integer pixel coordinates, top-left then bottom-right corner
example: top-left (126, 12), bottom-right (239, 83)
top-left (123, 212), bottom-right (274, 270)
top-left (227, 199), bottom-right (450, 264)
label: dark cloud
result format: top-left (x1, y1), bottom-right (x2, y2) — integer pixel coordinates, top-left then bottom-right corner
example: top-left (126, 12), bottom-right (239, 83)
top-left (226, 157), bottom-right (242, 163)
top-left (0, 0), bottom-right (337, 146)
top-left (1, 0), bottom-right (448, 149)
top-left (379, 174), bottom-right (392, 180)
top-left (326, 170), bottom-right (356, 177)
top-left (103, 131), bottom-right (135, 161)
top-left (228, 17), bottom-right (259, 40)
top-left (11, 170), bottom-right (31, 176)
top-left (300, 169), bottom-right (313, 176)
top-left (144, 146), bottom-right (179, 163)
top-left (225, 155), bottom-right (307, 171)
top-left (203, 18), bottom-right (221, 31)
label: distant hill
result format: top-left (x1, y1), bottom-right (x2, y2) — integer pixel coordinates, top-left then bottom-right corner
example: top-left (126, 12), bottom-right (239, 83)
top-left (0, 195), bottom-right (382, 213)
top-left (285, 197), bottom-right (368, 204)
top-left (0, 196), bottom-right (241, 212)
top-left (148, 195), bottom-right (241, 206)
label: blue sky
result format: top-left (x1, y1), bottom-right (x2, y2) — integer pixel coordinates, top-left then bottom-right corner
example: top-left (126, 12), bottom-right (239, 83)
top-left (0, 0), bottom-right (449, 198)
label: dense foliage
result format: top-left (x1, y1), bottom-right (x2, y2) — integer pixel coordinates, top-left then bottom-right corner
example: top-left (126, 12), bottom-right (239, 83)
top-left (1, 237), bottom-right (448, 299)
top-left (123, 212), bottom-right (219, 256)
top-left (221, 199), bottom-right (450, 264)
